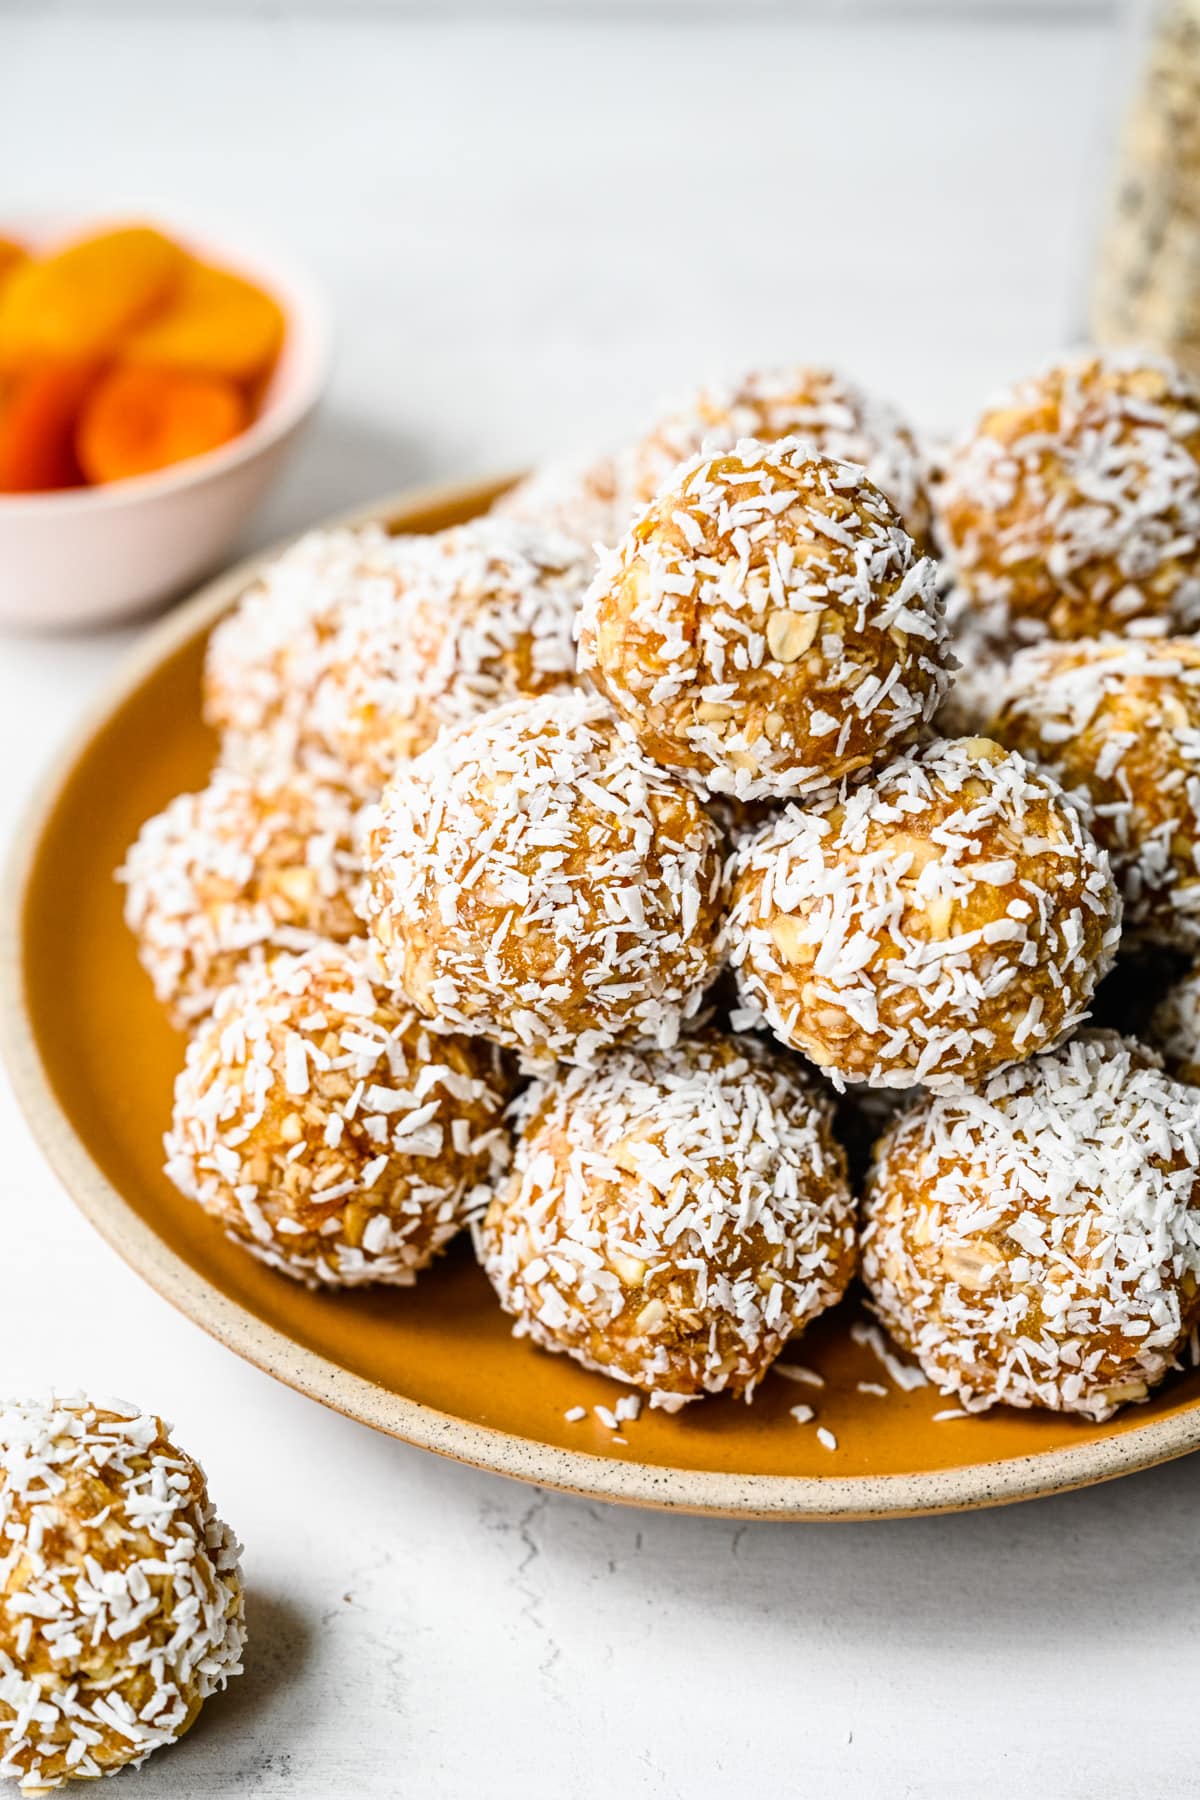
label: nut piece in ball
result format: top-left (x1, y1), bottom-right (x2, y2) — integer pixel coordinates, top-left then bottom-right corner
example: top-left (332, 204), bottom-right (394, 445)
top-left (0, 1396), bottom-right (244, 1792)
top-left (361, 692), bottom-right (726, 1065)
top-left (992, 635), bottom-right (1200, 949)
top-left (937, 349), bottom-right (1200, 645)
top-left (164, 942), bottom-right (511, 1286)
top-left (119, 768), bottom-right (363, 1026)
top-left (725, 737), bottom-right (1121, 1090)
top-left (578, 438), bottom-right (949, 802)
top-left (861, 1033), bottom-right (1200, 1417)
top-left (628, 364), bottom-right (933, 547)
top-left (478, 1034), bottom-right (856, 1406)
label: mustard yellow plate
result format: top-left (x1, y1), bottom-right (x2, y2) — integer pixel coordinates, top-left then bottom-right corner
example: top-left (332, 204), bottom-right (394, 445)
top-left (6, 474), bottom-right (1200, 1518)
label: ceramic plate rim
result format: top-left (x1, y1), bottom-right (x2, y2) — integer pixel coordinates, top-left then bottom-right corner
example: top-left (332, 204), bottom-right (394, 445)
top-left (5, 472), bottom-right (1200, 1520)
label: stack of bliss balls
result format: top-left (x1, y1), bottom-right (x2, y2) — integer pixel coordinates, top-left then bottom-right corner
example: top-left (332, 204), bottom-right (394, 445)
top-left (122, 351), bottom-right (1200, 1425)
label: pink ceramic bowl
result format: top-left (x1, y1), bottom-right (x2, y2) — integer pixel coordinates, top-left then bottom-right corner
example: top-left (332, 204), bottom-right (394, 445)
top-left (0, 221), bottom-right (329, 631)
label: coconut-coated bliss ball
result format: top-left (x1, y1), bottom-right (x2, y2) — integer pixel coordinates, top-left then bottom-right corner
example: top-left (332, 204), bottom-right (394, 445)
top-left (203, 524), bottom-right (413, 780)
top-left (724, 737), bottom-right (1121, 1090)
top-left (1149, 963), bottom-right (1200, 1086)
top-left (360, 692), bottom-right (727, 1065)
top-left (164, 942), bottom-right (511, 1286)
top-left (937, 349), bottom-right (1200, 646)
top-left (119, 768), bottom-right (363, 1027)
top-left (477, 1034), bottom-right (856, 1406)
top-left (578, 439), bottom-right (949, 803)
top-left (991, 635), bottom-right (1200, 949)
top-left (278, 517), bottom-right (591, 801)
top-left (627, 364), bottom-right (934, 547)
top-left (861, 1034), bottom-right (1200, 1418)
top-left (208, 518), bottom-right (591, 802)
top-left (0, 1396), bottom-right (244, 1793)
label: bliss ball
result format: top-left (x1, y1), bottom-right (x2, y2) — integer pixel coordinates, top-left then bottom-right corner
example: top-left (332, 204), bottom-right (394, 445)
top-left (578, 438), bottom-right (949, 803)
top-left (627, 364), bottom-right (933, 547)
top-left (862, 1033), bottom-right (1200, 1418)
top-left (477, 1033), bottom-right (856, 1406)
top-left (209, 518), bottom-right (591, 802)
top-left (492, 453), bottom-right (632, 551)
top-left (1150, 962), bottom-right (1200, 1085)
top-left (289, 517), bottom-right (592, 800)
top-left (164, 942), bottom-right (511, 1287)
top-left (203, 524), bottom-right (413, 780)
top-left (0, 1396), bottom-right (244, 1792)
top-left (724, 737), bottom-right (1121, 1090)
top-left (993, 635), bottom-right (1200, 947)
top-left (937, 350), bottom-right (1200, 645)
top-left (119, 768), bottom-right (363, 1027)
top-left (361, 692), bottom-right (726, 1065)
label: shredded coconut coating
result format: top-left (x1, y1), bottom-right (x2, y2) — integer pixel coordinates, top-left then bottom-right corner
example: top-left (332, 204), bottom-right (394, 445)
top-left (627, 365), bottom-right (933, 547)
top-left (119, 769), bottom-right (363, 1027)
top-left (164, 942), bottom-right (511, 1287)
top-left (724, 737), bottom-right (1121, 1090)
top-left (0, 1396), bottom-right (244, 1794)
top-left (203, 525), bottom-right (413, 780)
top-left (492, 454), bottom-right (632, 551)
top-left (936, 349), bottom-right (1200, 645)
top-left (360, 692), bottom-right (726, 1066)
top-left (993, 634), bottom-right (1200, 948)
top-left (578, 438), bottom-right (949, 803)
top-left (1150, 961), bottom-right (1200, 1086)
top-left (477, 1034), bottom-right (856, 1405)
top-left (861, 1033), bottom-right (1200, 1418)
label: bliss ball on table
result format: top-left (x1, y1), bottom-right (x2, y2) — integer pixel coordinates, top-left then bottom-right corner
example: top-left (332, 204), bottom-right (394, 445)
top-left (477, 1033), bottom-right (856, 1409)
top-left (164, 941), bottom-right (511, 1287)
top-left (936, 349), bottom-right (1200, 646)
top-left (723, 736), bottom-right (1121, 1090)
top-left (119, 767), bottom-right (363, 1027)
top-left (578, 438), bottom-right (949, 803)
top-left (992, 634), bottom-right (1200, 950)
top-left (626, 364), bottom-right (934, 548)
top-left (861, 1033), bottom-right (1200, 1418)
top-left (359, 692), bottom-right (726, 1067)
top-left (0, 1396), bottom-right (244, 1793)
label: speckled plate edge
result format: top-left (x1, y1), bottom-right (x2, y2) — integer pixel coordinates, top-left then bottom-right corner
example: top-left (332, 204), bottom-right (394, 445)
top-left (5, 471), bottom-right (1200, 1520)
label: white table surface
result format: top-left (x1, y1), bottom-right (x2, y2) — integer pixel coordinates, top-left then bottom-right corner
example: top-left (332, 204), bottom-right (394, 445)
top-left (2, 10), bottom-right (1195, 1798)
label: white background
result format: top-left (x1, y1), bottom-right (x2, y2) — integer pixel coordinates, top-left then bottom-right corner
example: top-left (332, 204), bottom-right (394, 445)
top-left (3, 7), bottom-right (1197, 1798)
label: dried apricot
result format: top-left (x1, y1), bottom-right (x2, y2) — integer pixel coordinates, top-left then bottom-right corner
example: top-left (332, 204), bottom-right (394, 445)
top-left (76, 364), bottom-right (247, 484)
top-left (123, 259), bottom-right (285, 384)
top-left (0, 225), bottom-right (183, 367)
top-left (0, 361), bottom-right (94, 492)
